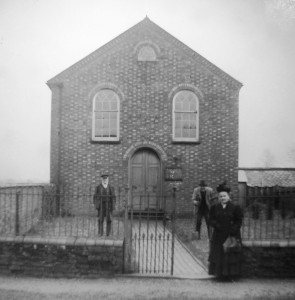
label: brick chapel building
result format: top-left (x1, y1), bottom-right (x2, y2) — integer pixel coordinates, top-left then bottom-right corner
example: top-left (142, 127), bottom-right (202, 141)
top-left (47, 17), bottom-right (242, 214)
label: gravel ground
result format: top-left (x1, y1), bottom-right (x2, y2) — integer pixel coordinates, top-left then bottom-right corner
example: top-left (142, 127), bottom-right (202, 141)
top-left (0, 275), bottom-right (295, 300)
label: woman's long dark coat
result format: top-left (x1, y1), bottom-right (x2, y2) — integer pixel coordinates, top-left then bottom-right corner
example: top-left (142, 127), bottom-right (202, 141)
top-left (208, 201), bottom-right (243, 277)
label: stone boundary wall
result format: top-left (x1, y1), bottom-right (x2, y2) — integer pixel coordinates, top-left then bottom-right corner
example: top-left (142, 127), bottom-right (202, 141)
top-left (0, 236), bottom-right (124, 278)
top-left (242, 241), bottom-right (295, 278)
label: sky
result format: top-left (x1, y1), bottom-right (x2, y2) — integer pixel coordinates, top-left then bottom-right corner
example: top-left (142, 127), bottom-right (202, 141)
top-left (0, 0), bottom-right (295, 183)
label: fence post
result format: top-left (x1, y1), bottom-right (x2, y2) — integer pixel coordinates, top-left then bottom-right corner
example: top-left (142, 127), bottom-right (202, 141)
top-left (41, 187), bottom-right (46, 220)
top-left (123, 186), bottom-right (130, 273)
top-left (171, 186), bottom-right (176, 276)
top-left (15, 191), bottom-right (20, 236)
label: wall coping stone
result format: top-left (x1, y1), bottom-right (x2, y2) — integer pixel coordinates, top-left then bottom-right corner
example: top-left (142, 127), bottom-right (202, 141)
top-left (0, 236), bottom-right (123, 247)
top-left (114, 240), bottom-right (123, 247)
top-left (2, 236), bottom-right (15, 243)
top-left (23, 236), bottom-right (43, 244)
top-left (105, 240), bottom-right (115, 246)
top-left (14, 236), bottom-right (24, 243)
top-left (243, 240), bottom-right (295, 247)
top-left (85, 239), bottom-right (96, 246)
top-left (95, 238), bottom-right (104, 246)
top-left (65, 237), bottom-right (77, 245)
top-left (75, 237), bottom-right (87, 246)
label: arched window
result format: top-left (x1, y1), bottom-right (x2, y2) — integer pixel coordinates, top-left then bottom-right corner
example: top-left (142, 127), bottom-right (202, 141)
top-left (138, 46), bottom-right (157, 61)
top-left (173, 90), bottom-right (199, 142)
top-left (92, 89), bottom-right (120, 141)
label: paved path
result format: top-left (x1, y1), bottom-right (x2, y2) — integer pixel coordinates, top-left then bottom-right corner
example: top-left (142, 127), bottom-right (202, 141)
top-left (129, 220), bottom-right (209, 279)
top-left (173, 237), bottom-right (210, 279)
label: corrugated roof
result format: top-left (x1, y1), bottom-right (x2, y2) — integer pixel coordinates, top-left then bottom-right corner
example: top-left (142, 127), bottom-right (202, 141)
top-left (238, 169), bottom-right (295, 187)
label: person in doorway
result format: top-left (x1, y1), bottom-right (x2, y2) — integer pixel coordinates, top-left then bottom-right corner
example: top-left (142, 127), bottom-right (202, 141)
top-left (192, 180), bottom-right (215, 240)
top-left (208, 182), bottom-right (243, 281)
top-left (93, 174), bottom-right (116, 236)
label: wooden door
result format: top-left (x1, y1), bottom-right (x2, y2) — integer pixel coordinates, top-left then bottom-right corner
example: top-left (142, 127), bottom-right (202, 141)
top-left (130, 149), bottom-right (161, 210)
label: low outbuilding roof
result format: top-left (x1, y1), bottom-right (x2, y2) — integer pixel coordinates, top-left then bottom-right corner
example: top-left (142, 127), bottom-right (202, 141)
top-left (238, 168), bottom-right (295, 187)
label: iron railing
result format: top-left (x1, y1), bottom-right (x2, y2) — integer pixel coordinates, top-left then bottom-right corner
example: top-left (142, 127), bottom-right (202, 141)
top-left (241, 187), bottom-right (295, 240)
top-left (0, 185), bottom-right (126, 239)
top-left (1, 184), bottom-right (294, 242)
top-left (0, 186), bottom-right (45, 236)
top-left (126, 190), bottom-right (176, 275)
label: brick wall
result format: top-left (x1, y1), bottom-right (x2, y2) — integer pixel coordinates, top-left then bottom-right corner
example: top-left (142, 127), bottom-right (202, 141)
top-left (242, 241), bottom-right (295, 278)
top-left (0, 237), bottom-right (123, 277)
top-left (48, 19), bottom-right (241, 215)
top-left (49, 84), bottom-right (63, 185)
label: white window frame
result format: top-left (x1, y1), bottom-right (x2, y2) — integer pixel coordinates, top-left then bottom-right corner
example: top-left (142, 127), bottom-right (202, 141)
top-left (172, 90), bottom-right (199, 142)
top-left (92, 89), bottom-right (120, 142)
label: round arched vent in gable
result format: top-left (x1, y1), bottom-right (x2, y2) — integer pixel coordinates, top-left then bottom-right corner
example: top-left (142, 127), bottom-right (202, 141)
top-left (137, 45), bottom-right (157, 61)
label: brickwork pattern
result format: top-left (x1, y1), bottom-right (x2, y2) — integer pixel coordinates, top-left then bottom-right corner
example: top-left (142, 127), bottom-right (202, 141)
top-left (48, 20), bottom-right (241, 215)
top-left (242, 245), bottom-right (295, 278)
top-left (0, 238), bottom-right (123, 277)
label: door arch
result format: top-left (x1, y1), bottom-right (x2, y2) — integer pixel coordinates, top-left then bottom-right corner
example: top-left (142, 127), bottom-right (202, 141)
top-left (130, 148), bottom-right (162, 210)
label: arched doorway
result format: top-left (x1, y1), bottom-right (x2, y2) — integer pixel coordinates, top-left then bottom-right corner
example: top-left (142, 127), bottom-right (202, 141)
top-left (130, 148), bottom-right (162, 210)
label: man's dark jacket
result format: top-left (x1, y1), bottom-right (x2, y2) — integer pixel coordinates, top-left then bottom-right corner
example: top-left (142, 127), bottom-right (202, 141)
top-left (93, 184), bottom-right (116, 213)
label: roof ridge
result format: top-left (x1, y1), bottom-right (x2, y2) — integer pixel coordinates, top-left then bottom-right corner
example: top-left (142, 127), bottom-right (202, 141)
top-left (146, 19), bottom-right (242, 89)
top-left (47, 17), bottom-right (151, 86)
top-left (47, 17), bottom-right (242, 89)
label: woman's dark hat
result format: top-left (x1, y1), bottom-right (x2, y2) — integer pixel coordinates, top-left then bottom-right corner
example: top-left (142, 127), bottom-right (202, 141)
top-left (216, 181), bottom-right (231, 193)
top-left (101, 174), bottom-right (109, 178)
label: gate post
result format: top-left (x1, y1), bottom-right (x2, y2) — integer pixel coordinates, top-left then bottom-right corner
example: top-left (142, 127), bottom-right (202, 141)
top-left (171, 187), bottom-right (176, 275)
top-left (123, 186), bottom-right (131, 273)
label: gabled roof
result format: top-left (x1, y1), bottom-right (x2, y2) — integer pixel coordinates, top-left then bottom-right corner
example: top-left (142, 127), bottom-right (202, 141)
top-left (47, 17), bottom-right (242, 89)
top-left (239, 168), bottom-right (295, 187)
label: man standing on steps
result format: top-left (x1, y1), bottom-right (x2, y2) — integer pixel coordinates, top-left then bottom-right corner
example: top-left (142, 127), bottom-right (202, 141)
top-left (192, 180), bottom-right (214, 240)
top-left (93, 174), bottom-right (116, 236)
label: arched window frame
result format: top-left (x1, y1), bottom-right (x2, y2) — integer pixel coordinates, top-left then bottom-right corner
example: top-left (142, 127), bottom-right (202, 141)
top-left (92, 89), bottom-right (120, 142)
top-left (172, 90), bottom-right (199, 142)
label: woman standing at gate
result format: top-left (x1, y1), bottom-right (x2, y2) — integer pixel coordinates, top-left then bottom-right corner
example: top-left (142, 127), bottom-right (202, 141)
top-left (208, 182), bottom-right (243, 281)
